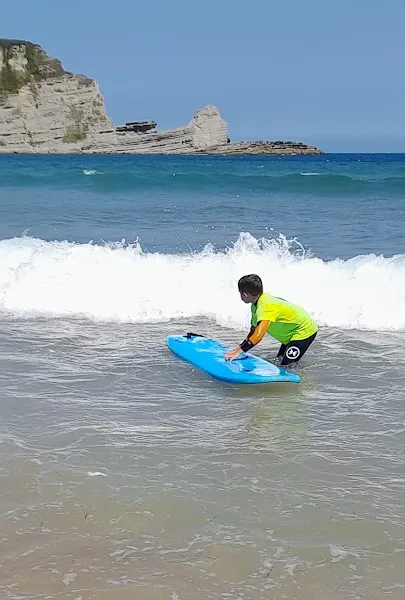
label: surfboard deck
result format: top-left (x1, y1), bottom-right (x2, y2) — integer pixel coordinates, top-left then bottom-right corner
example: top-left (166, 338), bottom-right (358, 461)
top-left (166, 333), bottom-right (301, 384)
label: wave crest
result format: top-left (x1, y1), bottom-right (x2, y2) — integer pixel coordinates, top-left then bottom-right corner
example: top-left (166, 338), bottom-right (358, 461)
top-left (0, 233), bottom-right (404, 331)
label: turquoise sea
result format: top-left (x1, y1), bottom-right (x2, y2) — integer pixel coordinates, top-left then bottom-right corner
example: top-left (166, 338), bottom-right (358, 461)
top-left (0, 153), bottom-right (404, 600)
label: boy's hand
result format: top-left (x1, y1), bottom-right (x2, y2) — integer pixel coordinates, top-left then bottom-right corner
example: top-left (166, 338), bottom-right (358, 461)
top-left (225, 347), bottom-right (243, 361)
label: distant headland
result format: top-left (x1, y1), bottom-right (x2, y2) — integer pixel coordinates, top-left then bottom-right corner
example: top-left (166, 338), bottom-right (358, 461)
top-left (0, 39), bottom-right (323, 155)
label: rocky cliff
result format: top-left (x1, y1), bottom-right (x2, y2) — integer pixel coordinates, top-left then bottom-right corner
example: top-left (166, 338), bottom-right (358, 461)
top-left (0, 39), bottom-right (117, 153)
top-left (0, 39), bottom-right (322, 155)
top-left (114, 105), bottom-right (229, 154)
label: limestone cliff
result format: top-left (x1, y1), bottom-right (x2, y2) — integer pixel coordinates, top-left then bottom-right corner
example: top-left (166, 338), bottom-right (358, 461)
top-left (114, 105), bottom-right (229, 154)
top-left (0, 39), bottom-right (116, 153)
top-left (0, 39), bottom-right (322, 155)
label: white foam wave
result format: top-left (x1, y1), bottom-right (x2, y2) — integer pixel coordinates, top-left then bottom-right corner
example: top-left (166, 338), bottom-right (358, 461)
top-left (83, 169), bottom-right (103, 176)
top-left (300, 172), bottom-right (321, 176)
top-left (0, 233), bottom-right (404, 331)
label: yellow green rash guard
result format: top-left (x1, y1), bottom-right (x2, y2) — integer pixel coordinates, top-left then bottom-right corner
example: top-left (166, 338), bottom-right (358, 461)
top-left (250, 293), bottom-right (318, 345)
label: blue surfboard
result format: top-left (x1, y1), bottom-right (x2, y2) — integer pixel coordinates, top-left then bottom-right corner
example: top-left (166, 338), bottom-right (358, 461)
top-left (166, 333), bottom-right (301, 385)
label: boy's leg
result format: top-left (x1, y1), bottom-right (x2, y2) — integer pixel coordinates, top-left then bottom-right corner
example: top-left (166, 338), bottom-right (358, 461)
top-left (280, 332), bottom-right (317, 366)
top-left (276, 344), bottom-right (287, 359)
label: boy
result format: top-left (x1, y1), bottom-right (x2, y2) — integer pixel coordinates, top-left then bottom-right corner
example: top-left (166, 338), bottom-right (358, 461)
top-left (225, 274), bottom-right (317, 366)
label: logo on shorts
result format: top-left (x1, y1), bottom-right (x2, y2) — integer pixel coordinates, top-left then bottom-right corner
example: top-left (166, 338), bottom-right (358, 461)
top-left (286, 346), bottom-right (300, 360)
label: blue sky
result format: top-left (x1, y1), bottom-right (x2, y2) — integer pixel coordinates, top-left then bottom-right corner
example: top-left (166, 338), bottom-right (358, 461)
top-left (3, 0), bottom-right (405, 151)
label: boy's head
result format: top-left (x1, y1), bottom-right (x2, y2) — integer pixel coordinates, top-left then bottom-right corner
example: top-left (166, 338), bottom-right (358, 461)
top-left (238, 274), bottom-right (263, 303)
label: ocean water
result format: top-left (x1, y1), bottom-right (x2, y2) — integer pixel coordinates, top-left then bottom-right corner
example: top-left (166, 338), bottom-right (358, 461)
top-left (0, 153), bottom-right (404, 600)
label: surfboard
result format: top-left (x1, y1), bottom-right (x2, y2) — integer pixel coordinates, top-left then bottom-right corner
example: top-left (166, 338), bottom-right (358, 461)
top-left (166, 333), bottom-right (301, 384)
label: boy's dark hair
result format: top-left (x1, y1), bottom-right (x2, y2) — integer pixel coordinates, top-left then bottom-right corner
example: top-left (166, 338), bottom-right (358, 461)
top-left (238, 274), bottom-right (263, 296)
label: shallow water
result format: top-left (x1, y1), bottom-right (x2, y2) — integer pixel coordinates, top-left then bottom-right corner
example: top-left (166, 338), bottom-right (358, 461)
top-left (1, 320), bottom-right (404, 599)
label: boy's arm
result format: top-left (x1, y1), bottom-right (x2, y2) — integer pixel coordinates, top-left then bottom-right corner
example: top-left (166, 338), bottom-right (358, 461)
top-left (247, 320), bottom-right (270, 345)
top-left (225, 320), bottom-right (271, 361)
top-left (243, 325), bottom-right (256, 341)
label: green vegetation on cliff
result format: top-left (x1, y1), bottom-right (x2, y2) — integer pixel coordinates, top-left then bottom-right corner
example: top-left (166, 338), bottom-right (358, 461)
top-left (0, 39), bottom-right (65, 96)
